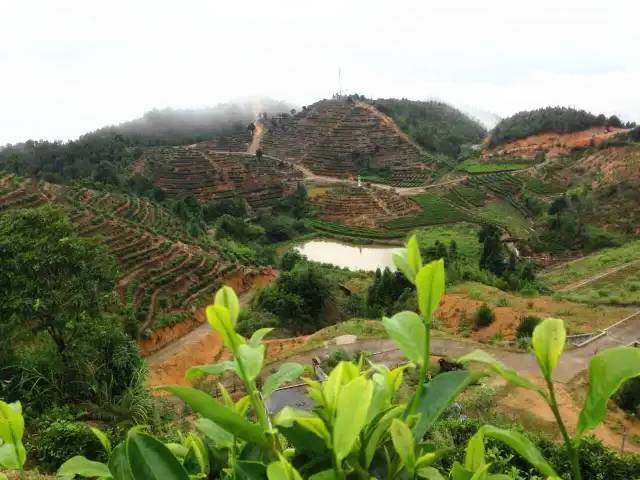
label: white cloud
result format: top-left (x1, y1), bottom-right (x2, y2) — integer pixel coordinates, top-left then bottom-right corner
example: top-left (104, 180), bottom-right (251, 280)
top-left (1, 0), bottom-right (638, 144)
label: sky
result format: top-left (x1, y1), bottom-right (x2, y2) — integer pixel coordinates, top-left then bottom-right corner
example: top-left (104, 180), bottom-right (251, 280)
top-left (2, 0), bottom-right (640, 145)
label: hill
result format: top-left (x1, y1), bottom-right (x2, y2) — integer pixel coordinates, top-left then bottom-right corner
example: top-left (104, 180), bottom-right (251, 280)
top-left (488, 106), bottom-right (633, 147)
top-left (259, 98), bottom-right (434, 186)
top-left (133, 145), bottom-right (302, 208)
top-left (370, 98), bottom-right (487, 157)
top-left (0, 174), bottom-right (268, 354)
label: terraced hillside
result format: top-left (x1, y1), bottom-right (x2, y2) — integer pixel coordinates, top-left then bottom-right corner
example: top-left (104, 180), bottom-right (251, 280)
top-left (310, 184), bottom-right (421, 227)
top-left (134, 146), bottom-right (302, 208)
top-left (260, 98), bottom-right (433, 186)
top-left (0, 174), bottom-right (263, 350)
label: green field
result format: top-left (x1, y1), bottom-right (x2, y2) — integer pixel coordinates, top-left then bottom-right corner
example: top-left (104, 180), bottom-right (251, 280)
top-left (460, 159), bottom-right (531, 173)
top-left (382, 194), bottom-right (471, 230)
top-left (307, 219), bottom-right (404, 239)
top-left (478, 200), bottom-right (531, 238)
top-left (543, 240), bottom-right (640, 287)
top-left (556, 262), bottom-right (640, 306)
top-left (415, 223), bottom-right (482, 263)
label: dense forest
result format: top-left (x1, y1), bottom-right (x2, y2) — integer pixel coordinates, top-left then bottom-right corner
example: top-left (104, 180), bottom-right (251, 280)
top-left (489, 106), bottom-right (636, 146)
top-left (370, 98), bottom-right (487, 157)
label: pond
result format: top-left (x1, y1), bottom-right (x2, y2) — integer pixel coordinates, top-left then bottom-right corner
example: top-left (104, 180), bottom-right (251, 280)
top-left (295, 239), bottom-right (396, 272)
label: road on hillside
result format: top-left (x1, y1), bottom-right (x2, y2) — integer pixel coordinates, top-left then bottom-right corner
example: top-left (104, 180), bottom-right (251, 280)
top-left (557, 259), bottom-right (640, 292)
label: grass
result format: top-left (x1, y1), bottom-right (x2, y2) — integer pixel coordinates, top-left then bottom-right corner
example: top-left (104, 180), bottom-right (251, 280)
top-left (449, 281), bottom-right (637, 334)
top-left (555, 262), bottom-right (640, 306)
top-left (543, 239), bottom-right (640, 287)
top-left (382, 194), bottom-right (471, 230)
top-left (478, 200), bottom-right (531, 238)
top-left (415, 223), bottom-right (482, 263)
top-left (460, 159), bottom-right (531, 173)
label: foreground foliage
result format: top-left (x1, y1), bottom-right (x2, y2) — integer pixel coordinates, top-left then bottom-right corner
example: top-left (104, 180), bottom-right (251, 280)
top-left (1, 235), bottom-right (639, 479)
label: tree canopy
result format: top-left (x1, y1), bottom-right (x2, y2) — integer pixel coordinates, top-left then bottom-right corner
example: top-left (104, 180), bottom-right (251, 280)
top-left (0, 205), bottom-right (118, 357)
top-left (489, 106), bottom-right (635, 147)
top-left (370, 98), bottom-right (487, 157)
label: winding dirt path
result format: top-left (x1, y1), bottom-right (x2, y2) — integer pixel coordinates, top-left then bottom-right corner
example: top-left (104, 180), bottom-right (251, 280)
top-left (558, 259), bottom-right (640, 292)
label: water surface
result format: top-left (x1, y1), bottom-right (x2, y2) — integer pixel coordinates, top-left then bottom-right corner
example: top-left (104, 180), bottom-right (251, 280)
top-left (295, 240), bottom-right (395, 272)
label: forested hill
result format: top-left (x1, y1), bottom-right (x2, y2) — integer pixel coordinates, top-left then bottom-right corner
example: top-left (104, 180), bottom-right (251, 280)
top-left (99, 98), bottom-right (293, 146)
top-left (489, 106), bottom-right (634, 147)
top-left (368, 98), bottom-right (487, 157)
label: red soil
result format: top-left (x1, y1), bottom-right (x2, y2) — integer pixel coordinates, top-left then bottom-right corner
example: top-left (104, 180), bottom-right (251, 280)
top-left (483, 127), bottom-right (629, 159)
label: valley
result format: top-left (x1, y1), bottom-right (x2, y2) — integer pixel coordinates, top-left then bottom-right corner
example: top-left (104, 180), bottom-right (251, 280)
top-left (2, 96), bottom-right (640, 478)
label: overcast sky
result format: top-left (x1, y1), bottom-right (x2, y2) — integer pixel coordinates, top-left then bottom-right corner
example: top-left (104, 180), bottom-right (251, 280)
top-left (2, 0), bottom-right (639, 145)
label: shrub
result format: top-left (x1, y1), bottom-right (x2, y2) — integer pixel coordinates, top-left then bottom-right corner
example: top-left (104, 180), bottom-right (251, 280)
top-left (614, 377), bottom-right (640, 414)
top-left (516, 315), bottom-right (541, 339)
top-left (27, 412), bottom-right (105, 472)
top-left (474, 303), bottom-right (495, 328)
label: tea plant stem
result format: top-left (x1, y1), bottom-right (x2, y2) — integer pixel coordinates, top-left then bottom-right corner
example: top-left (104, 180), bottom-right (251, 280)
top-left (409, 318), bottom-right (431, 415)
top-left (544, 376), bottom-right (582, 480)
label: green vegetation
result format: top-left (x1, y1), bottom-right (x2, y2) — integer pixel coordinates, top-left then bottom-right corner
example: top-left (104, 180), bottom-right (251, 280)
top-left (415, 224), bottom-right (481, 263)
top-left (383, 194), bottom-right (471, 230)
top-left (516, 315), bottom-right (542, 339)
top-left (474, 303), bottom-right (495, 328)
top-left (371, 98), bottom-right (487, 157)
top-left (556, 262), bottom-right (640, 306)
top-left (444, 186), bottom-right (487, 208)
top-left (460, 158), bottom-right (530, 173)
top-left (478, 200), bottom-right (531, 238)
top-left (543, 239), bottom-right (640, 287)
top-left (3, 237), bottom-right (640, 480)
top-left (489, 106), bottom-right (633, 147)
top-left (307, 219), bottom-right (404, 239)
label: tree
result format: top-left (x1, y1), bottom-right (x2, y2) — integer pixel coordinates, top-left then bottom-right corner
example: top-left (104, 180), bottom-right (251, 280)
top-left (478, 223), bottom-right (506, 276)
top-left (0, 206), bottom-right (118, 360)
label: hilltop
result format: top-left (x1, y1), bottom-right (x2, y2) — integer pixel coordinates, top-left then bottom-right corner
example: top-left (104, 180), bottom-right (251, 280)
top-left (260, 97), bottom-right (434, 186)
top-left (369, 98), bottom-right (487, 157)
top-left (488, 106), bottom-right (634, 148)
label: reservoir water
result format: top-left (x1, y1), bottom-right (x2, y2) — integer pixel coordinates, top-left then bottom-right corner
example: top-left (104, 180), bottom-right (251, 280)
top-left (295, 239), bottom-right (396, 272)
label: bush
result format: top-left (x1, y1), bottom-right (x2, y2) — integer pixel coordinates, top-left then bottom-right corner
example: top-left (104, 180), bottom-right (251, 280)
top-left (27, 410), bottom-right (105, 472)
top-left (516, 315), bottom-right (541, 339)
top-left (614, 377), bottom-right (640, 414)
top-left (474, 303), bottom-right (495, 328)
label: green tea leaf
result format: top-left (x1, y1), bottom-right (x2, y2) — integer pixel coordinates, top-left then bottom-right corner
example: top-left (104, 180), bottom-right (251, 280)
top-left (413, 370), bottom-right (483, 439)
top-left (206, 304), bottom-right (240, 349)
top-left (275, 407), bottom-right (331, 447)
top-left (393, 248), bottom-right (417, 284)
top-left (308, 470), bottom-right (338, 480)
top-left (108, 443), bottom-right (133, 480)
top-left (578, 346), bottom-right (640, 435)
top-left (195, 418), bottom-right (234, 449)
top-left (390, 419), bottom-right (416, 474)
top-left (407, 234), bottom-right (423, 276)
top-left (234, 461), bottom-right (267, 479)
top-left (57, 455), bottom-right (112, 478)
top-left (237, 344), bottom-right (265, 382)
top-left (266, 455), bottom-right (302, 480)
top-left (417, 467), bottom-right (446, 480)
top-left (322, 362), bottom-right (359, 415)
top-left (480, 425), bottom-right (558, 478)
top-left (249, 327), bottom-right (274, 347)
top-left (90, 427), bottom-right (112, 455)
top-left (126, 430), bottom-right (189, 480)
top-left (531, 318), bottom-right (566, 379)
top-left (464, 431), bottom-right (485, 472)
top-left (162, 386), bottom-right (268, 447)
top-left (263, 363), bottom-right (304, 398)
top-left (383, 311), bottom-right (426, 366)
top-left (0, 400), bottom-right (26, 470)
top-left (458, 350), bottom-right (546, 399)
top-left (333, 375), bottom-right (374, 463)
top-left (416, 259), bottom-right (445, 319)
top-left (185, 360), bottom-right (237, 381)
top-left (215, 286), bottom-right (240, 325)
